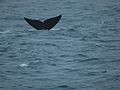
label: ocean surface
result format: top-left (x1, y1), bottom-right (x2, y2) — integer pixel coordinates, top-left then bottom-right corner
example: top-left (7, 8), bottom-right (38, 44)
top-left (0, 0), bottom-right (120, 90)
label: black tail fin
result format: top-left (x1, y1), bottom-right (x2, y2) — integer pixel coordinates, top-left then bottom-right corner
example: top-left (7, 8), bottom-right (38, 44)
top-left (24, 15), bottom-right (62, 30)
top-left (43, 15), bottom-right (62, 30)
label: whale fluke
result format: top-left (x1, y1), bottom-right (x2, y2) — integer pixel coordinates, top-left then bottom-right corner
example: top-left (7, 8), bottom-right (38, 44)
top-left (24, 15), bottom-right (62, 30)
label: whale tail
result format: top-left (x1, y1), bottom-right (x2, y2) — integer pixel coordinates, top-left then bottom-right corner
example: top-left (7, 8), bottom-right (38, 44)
top-left (24, 15), bottom-right (62, 30)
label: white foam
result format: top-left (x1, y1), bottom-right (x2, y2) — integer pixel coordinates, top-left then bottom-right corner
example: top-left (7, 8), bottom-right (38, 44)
top-left (51, 27), bottom-right (66, 31)
top-left (19, 63), bottom-right (28, 67)
top-left (51, 28), bottom-right (60, 31)
top-left (0, 31), bottom-right (10, 34)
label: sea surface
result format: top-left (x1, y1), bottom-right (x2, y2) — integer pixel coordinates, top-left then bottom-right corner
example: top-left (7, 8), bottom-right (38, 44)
top-left (0, 0), bottom-right (120, 90)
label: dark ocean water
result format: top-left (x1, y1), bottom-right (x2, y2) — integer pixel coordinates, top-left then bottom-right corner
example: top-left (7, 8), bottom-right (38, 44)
top-left (0, 0), bottom-right (120, 90)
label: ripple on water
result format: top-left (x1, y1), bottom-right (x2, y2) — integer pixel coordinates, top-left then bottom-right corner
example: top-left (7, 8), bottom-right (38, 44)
top-left (57, 85), bottom-right (75, 89)
top-left (0, 47), bottom-right (9, 53)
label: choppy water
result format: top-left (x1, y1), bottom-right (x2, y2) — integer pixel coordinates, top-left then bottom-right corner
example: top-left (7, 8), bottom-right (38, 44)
top-left (0, 0), bottom-right (120, 90)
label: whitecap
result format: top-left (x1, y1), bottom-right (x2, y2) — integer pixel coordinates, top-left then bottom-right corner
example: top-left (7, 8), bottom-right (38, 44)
top-left (19, 63), bottom-right (28, 67)
top-left (50, 27), bottom-right (66, 31)
top-left (0, 30), bottom-right (10, 34)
